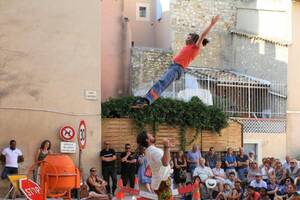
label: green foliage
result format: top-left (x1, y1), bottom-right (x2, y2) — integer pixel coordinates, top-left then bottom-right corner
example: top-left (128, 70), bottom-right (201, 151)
top-left (101, 96), bottom-right (228, 150)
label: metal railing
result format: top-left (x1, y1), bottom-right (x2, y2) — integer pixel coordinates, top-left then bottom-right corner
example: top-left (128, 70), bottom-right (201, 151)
top-left (133, 73), bottom-right (287, 119)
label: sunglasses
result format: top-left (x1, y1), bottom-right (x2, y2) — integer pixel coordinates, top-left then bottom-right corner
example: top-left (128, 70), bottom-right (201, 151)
top-left (90, 169), bottom-right (97, 172)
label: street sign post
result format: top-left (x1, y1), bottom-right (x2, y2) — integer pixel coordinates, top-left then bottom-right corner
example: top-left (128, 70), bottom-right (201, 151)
top-left (77, 120), bottom-right (86, 150)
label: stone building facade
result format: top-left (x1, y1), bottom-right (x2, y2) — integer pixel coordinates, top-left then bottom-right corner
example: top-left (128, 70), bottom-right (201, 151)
top-left (130, 0), bottom-right (290, 93)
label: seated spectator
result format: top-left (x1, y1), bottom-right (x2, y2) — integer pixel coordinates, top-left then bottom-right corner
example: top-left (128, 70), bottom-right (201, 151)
top-left (224, 147), bottom-right (237, 176)
top-left (213, 160), bottom-right (226, 191)
top-left (261, 159), bottom-right (275, 184)
top-left (277, 177), bottom-right (294, 196)
top-left (245, 186), bottom-right (260, 200)
top-left (86, 167), bottom-right (110, 199)
top-left (295, 174), bottom-right (300, 191)
top-left (283, 156), bottom-right (292, 170)
top-left (236, 147), bottom-right (249, 183)
top-left (286, 183), bottom-right (298, 199)
top-left (205, 147), bottom-right (218, 169)
top-left (287, 159), bottom-right (300, 180)
top-left (216, 180), bottom-right (232, 200)
top-left (248, 161), bottom-right (261, 183)
top-left (267, 176), bottom-right (278, 199)
top-left (274, 160), bottom-right (287, 184)
top-left (228, 179), bottom-right (243, 200)
top-left (225, 171), bottom-right (237, 189)
top-left (250, 173), bottom-right (267, 191)
top-left (193, 157), bottom-right (214, 183)
top-left (259, 187), bottom-right (271, 200)
top-left (173, 150), bottom-right (187, 187)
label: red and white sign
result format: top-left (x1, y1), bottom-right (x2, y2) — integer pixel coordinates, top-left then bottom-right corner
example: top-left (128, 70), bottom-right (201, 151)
top-left (60, 126), bottom-right (75, 141)
top-left (78, 120), bottom-right (87, 150)
top-left (19, 178), bottom-right (43, 200)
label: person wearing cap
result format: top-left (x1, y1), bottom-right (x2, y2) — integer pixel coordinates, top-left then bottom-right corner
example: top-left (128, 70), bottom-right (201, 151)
top-left (250, 173), bottom-right (267, 191)
top-left (100, 141), bottom-right (117, 195)
top-left (286, 159), bottom-right (300, 180)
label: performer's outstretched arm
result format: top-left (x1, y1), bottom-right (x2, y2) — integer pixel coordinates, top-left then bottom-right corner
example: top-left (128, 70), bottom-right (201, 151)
top-left (196, 15), bottom-right (221, 47)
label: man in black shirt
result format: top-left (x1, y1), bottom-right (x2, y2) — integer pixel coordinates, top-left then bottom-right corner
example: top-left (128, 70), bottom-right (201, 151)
top-left (100, 141), bottom-right (117, 195)
top-left (236, 147), bottom-right (249, 182)
top-left (120, 143), bottom-right (137, 188)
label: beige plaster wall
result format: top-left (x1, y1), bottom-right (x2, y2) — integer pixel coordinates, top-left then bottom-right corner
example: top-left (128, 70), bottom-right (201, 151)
top-left (244, 133), bottom-right (287, 163)
top-left (287, 1), bottom-right (300, 157)
top-left (0, 0), bottom-right (101, 191)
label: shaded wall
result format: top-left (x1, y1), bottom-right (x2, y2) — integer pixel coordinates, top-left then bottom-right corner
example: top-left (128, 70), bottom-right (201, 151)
top-left (101, 0), bottom-right (131, 101)
top-left (124, 0), bottom-right (156, 47)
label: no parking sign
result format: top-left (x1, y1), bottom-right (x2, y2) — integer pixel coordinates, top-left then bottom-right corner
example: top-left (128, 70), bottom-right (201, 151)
top-left (60, 126), bottom-right (75, 141)
top-left (78, 120), bottom-right (86, 150)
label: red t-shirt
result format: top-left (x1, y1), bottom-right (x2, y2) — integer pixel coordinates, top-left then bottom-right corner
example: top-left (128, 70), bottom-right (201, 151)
top-left (173, 44), bottom-right (200, 69)
top-left (253, 192), bottom-right (260, 200)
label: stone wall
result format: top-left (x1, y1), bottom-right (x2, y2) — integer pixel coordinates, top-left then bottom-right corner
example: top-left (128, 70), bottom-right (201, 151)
top-left (231, 35), bottom-right (288, 83)
top-left (131, 47), bottom-right (172, 94)
top-left (170, 0), bottom-right (238, 68)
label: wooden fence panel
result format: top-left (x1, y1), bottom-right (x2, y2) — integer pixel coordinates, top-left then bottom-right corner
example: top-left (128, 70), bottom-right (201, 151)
top-left (102, 118), bottom-right (242, 152)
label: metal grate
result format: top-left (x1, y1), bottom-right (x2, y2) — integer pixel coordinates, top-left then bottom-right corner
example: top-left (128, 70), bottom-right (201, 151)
top-left (233, 118), bottom-right (286, 133)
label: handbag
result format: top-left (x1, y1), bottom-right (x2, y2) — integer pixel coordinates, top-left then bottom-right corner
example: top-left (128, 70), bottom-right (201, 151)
top-left (145, 165), bottom-right (152, 177)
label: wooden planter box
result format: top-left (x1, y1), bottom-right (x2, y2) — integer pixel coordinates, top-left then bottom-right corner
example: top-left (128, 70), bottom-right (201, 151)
top-left (102, 118), bottom-right (242, 152)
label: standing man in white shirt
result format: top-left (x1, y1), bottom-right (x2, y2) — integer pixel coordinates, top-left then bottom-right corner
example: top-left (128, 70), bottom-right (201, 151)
top-left (136, 131), bottom-right (173, 200)
top-left (0, 140), bottom-right (24, 179)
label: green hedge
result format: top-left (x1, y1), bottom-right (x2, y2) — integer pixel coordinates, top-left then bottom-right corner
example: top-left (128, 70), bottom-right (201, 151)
top-left (102, 96), bottom-right (228, 150)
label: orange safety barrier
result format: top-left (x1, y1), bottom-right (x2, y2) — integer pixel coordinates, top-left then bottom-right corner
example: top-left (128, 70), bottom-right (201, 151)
top-left (116, 191), bottom-right (125, 200)
top-left (192, 179), bottom-right (201, 200)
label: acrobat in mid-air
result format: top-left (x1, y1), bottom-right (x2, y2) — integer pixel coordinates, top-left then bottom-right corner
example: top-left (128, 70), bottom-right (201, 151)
top-left (133, 15), bottom-right (221, 108)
